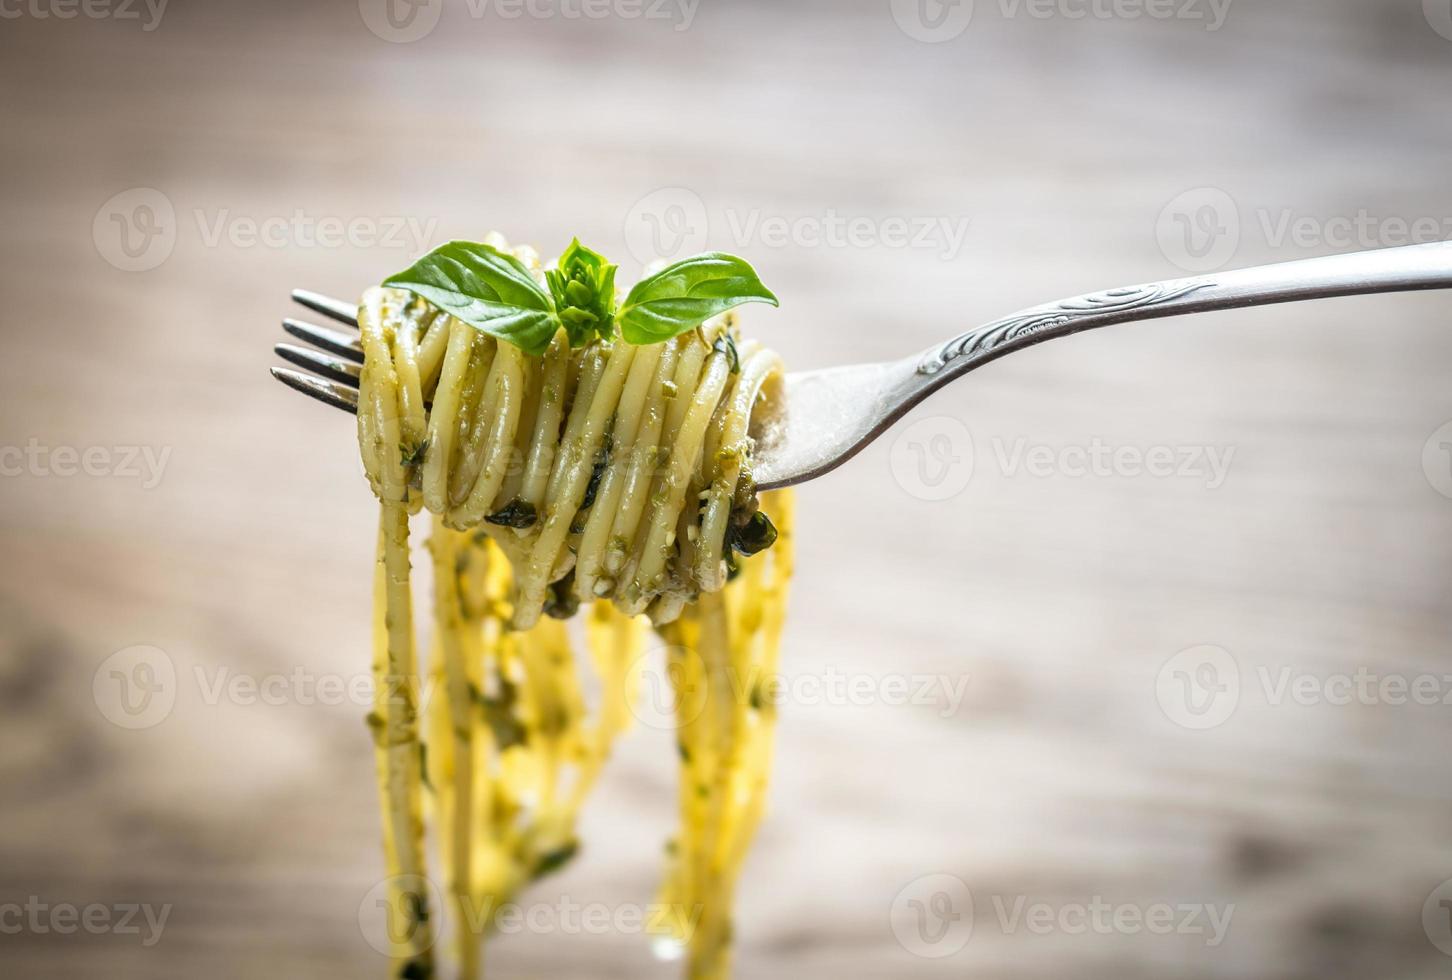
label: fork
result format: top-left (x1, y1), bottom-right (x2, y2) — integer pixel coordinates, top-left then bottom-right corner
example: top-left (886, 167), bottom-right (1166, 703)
top-left (272, 240), bottom-right (1452, 490)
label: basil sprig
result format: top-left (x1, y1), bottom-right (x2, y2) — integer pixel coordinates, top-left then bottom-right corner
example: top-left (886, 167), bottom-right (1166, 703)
top-left (544, 239), bottom-right (618, 346)
top-left (383, 239), bottom-right (777, 355)
top-left (382, 241), bottom-right (561, 355)
top-left (615, 252), bottom-right (778, 345)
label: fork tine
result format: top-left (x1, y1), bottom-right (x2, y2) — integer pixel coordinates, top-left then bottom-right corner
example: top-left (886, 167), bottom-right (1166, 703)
top-left (270, 367), bottom-right (359, 415)
top-left (283, 317), bottom-right (364, 363)
top-left (292, 289), bottom-right (359, 327)
top-left (275, 343), bottom-right (362, 388)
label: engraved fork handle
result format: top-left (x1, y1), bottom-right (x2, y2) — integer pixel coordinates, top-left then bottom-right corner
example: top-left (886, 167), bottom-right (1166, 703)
top-left (914, 241), bottom-right (1452, 383)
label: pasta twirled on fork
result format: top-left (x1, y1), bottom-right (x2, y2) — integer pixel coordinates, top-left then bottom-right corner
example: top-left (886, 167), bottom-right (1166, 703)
top-left (353, 236), bottom-right (791, 980)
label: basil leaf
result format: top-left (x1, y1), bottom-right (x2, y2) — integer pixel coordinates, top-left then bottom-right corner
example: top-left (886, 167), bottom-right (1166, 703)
top-left (711, 332), bottom-right (740, 373)
top-left (616, 253), bottom-right (778, 345)
top-left (484, 499), bottom-right (538, 529)
top-left (729, 510), bottom-right (778, 556)
top-left (557, 238), bottom-right (610, 281)
top-left (545, 238), bottom-right (618, 346)
top-left (383, 241), bottom-right (560, 356)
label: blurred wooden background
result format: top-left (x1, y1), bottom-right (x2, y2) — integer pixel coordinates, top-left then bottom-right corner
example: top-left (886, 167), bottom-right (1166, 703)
top-left (3, 0), bottom-right (1452, 976)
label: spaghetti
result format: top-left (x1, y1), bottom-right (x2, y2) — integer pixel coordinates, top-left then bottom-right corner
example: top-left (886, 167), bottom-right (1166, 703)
top-left (353, 236), bottom-right (792, 980)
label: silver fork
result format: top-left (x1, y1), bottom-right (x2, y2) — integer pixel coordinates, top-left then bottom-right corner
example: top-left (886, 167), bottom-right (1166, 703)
top-left (272, 241), bottom-right (1452, 490)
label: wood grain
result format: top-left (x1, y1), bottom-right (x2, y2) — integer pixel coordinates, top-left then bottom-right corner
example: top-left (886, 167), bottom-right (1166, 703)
top-left (2, 0), bottom-right (1452, 976)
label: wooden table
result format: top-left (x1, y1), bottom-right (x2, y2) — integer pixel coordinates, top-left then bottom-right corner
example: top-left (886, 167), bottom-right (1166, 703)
top-left (3, 0), bottom-right (1452, 976)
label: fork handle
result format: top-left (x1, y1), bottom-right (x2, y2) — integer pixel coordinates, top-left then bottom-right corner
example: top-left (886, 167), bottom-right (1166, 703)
top-left (916, 241), bottom-right (1452, 379)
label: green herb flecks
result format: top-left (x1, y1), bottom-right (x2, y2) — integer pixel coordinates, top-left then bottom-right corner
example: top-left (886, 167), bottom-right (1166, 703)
top-left (485, 499), bottom-right (539, 529)
top-left (530, 839), bottom-right (580, 881)
top-left (474, 679), bottom-right (528, 751)
top-left (543, 570), bottom-right (580, 620)
top-left (712, 331), bottom-right (741, 373)
top-left (579, 432), bottom-right (612, 512)
top-left (729, 510), bottom-right (778, 556)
